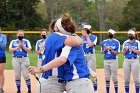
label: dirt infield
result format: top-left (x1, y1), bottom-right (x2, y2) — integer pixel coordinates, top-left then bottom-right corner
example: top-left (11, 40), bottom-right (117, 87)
top-left (3, 69), bottom-right (135, 93)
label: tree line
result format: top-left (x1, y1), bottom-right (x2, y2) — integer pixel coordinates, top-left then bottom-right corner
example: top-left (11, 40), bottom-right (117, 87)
top-left (0, 0), bottom-right (139, 31)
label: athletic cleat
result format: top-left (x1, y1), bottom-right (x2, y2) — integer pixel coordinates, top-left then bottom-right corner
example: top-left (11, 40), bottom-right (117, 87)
top-left (28, 90), bottom-right (31, 93)
top-left (0, 88), bottom-right (4, 93)
top-left (17, 90), bottom-right (21, 93)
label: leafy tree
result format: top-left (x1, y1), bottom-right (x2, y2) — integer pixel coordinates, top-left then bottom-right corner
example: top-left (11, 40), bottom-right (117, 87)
top-left (44, 0), bottom-right (99, 30)
top-left (0, 0), bottom-right (44, 30)
top-left (122, 0), bottom-right (140, 30)
top-left (104, 0), bottom-right (129, 30)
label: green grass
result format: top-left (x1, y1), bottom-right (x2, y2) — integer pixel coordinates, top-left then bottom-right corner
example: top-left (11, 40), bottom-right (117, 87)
top-left (5, 45), bottom-right (125, 69)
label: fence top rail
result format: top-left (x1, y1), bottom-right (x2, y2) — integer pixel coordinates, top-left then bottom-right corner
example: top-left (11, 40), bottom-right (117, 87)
top-left (1, 31), bottom-right (140, 34)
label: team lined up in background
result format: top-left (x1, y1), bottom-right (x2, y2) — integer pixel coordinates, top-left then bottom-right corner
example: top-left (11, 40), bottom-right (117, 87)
top-left (0, 13), bottom-right (139, 93)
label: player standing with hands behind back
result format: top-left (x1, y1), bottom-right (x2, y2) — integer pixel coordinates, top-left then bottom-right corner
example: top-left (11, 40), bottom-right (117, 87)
top-left (9, 29), bottom-right (32, 93)
top-left (122, 29), bottom-right (140, 93)
top-left (82, 25), bottom-right (98, 93)
top-left (101, 29), bottom-right (120, 93)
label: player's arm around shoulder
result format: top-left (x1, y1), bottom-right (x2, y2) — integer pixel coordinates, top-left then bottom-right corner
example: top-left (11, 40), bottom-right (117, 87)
top-left (64, 35), bottom-right (82, 47)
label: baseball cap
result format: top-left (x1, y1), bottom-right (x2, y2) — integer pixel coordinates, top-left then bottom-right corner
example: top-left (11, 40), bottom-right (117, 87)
top-left (83, 25), bottom-right (91, 30)
top-left (108, 29), bottom-right (115, 34)
top-left (108, 29), bottom-right (116, 34)
top-left (128, 29), bottom-right (135, 35)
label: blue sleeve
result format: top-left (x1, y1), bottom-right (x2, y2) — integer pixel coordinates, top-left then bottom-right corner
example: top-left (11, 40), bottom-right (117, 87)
top-left (67, 48), bottom-right (77, 66)
top-left (101, 42), bottom-right (104, 51)
top-left (90, 35), bottom-right (97, 46)
top-left (36, 42), bottom-right (39, 51)
top-left (54, 36), bottom-right (67, 50)
top-left (0, 35), bottom-right (7, 49)
top-left (115, 41), bottom-right (120, 52)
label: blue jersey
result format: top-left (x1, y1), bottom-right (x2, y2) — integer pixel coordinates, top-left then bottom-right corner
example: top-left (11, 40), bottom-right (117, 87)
top-left (9, 39), bottom-right (32, 57)
top-left (101, 39), bottom-right (120, 59)
top-left (35, 39), bottom-right (45, 59)
top-left (122, 40), bottom-right (140, 58)
top-left (61, 45), bottom-right (90, 81)
top-left (41, 32), bottom-right (67, 79)
top-left (0, 34), bottom-right (7, 57)
top-left (83, 34), bottom-right (97, 53)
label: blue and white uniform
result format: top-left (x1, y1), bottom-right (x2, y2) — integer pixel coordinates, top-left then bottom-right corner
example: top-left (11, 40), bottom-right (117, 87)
top-left (41, 32), bottom-right (67, 79)
top-left (35, 39), bottom-right (46, 67)
top-left (36, 39), bottom-right (45, 59)
top-left (37, 32), bottom-right (67, 93)
top-left (83, 34), bottom-right (97, 54)
top-left (9, 39), bottom-right (32, 92)
top-left (122, 40), bottom-right (140, 93)
top-left (38, 32), bottom-right (94, 93)
top-left (9, 39), bottom-right (31, 57)
top-left (0, 33), bottom-right (7, 63)
top-left (101, 39), bottom-right (120, 93)
top-left (101, 39), bottom-right (120, 59)
top-left (60, 45), bottom-right (94, 93)
top-left (83, 34), bottom-right (98, 92)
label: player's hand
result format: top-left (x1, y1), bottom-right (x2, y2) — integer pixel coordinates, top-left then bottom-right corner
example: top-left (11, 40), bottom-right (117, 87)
top-left (40, 43), bottom-right (45, 54)
top-left (104, 46), bottom-right (110, 51)
top-left (28, 66), bottom-right (41, 75)
top-left (130, 47), bottom-right (135, 51)
top-left (123, 48), bottom-right (128, 52)
top-left (19, 42), bottom-right (24, 47)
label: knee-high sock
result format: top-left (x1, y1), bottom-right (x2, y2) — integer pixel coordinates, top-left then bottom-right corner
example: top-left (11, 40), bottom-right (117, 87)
top-left (93, 79), bottom-right (98, 92)
top-left (106, 80), bottom-right (110, 93)
top-left (114, 81), bottom-right (118, 93)
top-left (135, 82), bottom-right (139, 93)
top-left (16, 80), bottom-right (21, 91)
top-left (25, 79), bottom-right (31, 91)
top-left (125, 82), bottom-right (129, 93)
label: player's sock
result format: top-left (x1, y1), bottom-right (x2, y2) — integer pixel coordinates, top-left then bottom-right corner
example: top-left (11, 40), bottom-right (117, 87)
top-left (0, 88), bottom-right (3, 93)
top-left (25, 79), bottom-right (31, 92)
top-left (93, 79), bottom-right (98, 92)
top-left (15, 80), bottom-right (21, 91)
top-left (135, 83), bottom-right (139, 93)
top-left (125, 85), bottom-right (129, 93)
top-left (125, 82), bottom-right (129, 93)
top-left (114, 81), bottom-right (118, 93)
top-left (106, 80), bottom-right (110, 93)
